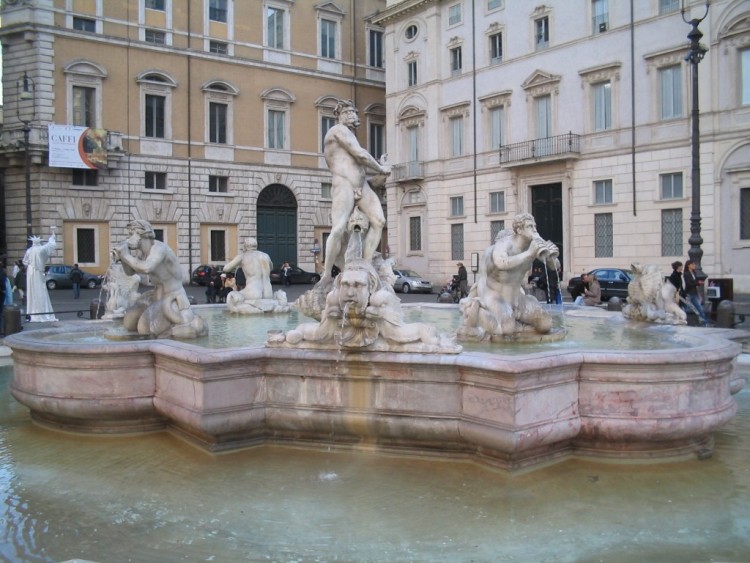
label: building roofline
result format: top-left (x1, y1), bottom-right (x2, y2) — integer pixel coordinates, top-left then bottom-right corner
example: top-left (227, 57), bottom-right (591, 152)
top-left (372, 0), bottom-right (436, 26)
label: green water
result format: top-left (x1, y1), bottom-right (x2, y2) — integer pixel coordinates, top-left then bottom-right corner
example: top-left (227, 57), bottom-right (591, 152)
top-left (38, 305), bottom-right (694, 354)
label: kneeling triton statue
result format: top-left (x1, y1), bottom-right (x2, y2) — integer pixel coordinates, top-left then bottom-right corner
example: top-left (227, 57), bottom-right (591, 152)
top-left (112, 219), bottom-right (207, 339)
top-left (457, 213), bottom-right (563, 342)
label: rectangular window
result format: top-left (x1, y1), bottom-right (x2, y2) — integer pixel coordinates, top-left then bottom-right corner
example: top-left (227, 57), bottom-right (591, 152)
top-left (72, 86), bottom-right (95, 127)
top-left (321, 182), bottom-right (332, 200)
top-left (535, 94), bottom-right (552, 155)
top-left (145, 171), bottom-right (167, 190)
top-left (593, 81), bottom-right (611, 131)
top-left (450, 196), bottom-right (464, 217)
top-left (321, 115), bottom-right (336, 152)
top-left (536, 95), bottom-right (552, 138)
top-left (209, 41), bottom-right (228, 54)
top-left (409, 216), bottom-right (422, 251)
top-left (321, 19), bottom-right (336, 59)
top-left (76, 228), bottom-right (96, 263)
top-left (153, 229), bottom-right (165, 242)
top-left (145, 29), bottom-right (166, 44)
top-left (408, 60), bottom-right (418, 86)
top-left (145, 0), bottom-right (165, 10)
top-left (448, 4), bottom-right (462, 25)
top-left (369, 29), bottom-right (383, 68)
top-left (210, 230), bottom-right (226, 262)
top-left (535, 16), bottom-right (549, 50)
top-left (407, 126), bottom-right (420, 177)
top-left (488, 0), bottom-right (502, 10)
top-left (662, 209), bottom-right (683, 256)
top-left (660, 172), bottom-right (683, 199)
top-left (72, 169), bottom-right (98, 186)
top-left (742, 49), bottom-right (750, 106)
top-left (741, 188), bottom-right (750, 239)
top-left (490, 106), bottom-right (504, 149)
top-left (209, 175), bottom-right (228, 193)
top-left (209, 0), bottom-right (227, 22)
top-left (145, 94), bottom-right (165, 138)
top-left (450, 116), bottom-right (464, 157)
top-left (491, 220), bottom-right (505, 243)
top-left (592, 0), bottom-right (609, 33)
top-left (73, 17), bottom-right (96, 32)
top-left (209, 102), bottom-right (227, 144)
top-left (594, 179), bottom-right (613, 204)
top-left (268, 109), bottom-right (285, 149)
top-left (267, 7), bottom-right (284, 49)
top-left (369, 123), bottom-right (384, 160)
top-left (594, 213), bottom-right (613, 257)
top-left (451, 224), bottom-right (464, 261)
top-left (659, 0), bottom-right (679, 14)
top-left (660, 65), bottom-right (683, 119)
top-left (450, 46), bottom-right (462, 75)
top-left (490, 191), bottom-right (505, 213)
top-left (489, 33), bottom-right (502, 63)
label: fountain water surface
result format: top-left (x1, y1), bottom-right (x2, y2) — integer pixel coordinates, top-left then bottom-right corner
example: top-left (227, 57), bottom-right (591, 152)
top-left (1, 362), bottom-right (748, 561)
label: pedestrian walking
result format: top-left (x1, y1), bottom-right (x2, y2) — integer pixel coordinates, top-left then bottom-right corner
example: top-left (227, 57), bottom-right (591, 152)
top-left (456, 262), bottom-right (468, 299)
top-left (70, 263), bottom-right (84, 299)
top-left (14, 262), bottom-right (27, 304)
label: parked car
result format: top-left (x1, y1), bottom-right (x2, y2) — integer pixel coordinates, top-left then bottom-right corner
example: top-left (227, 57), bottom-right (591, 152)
top-left (44, 265), bottom-right (103, 290)
top-left (191, 264), bottom-right (224, 286)
top-left (392, 269), bottom-right (433, 294)
top-left (566, 268), bottom-right (632, 301)
top-left (270, 265), bottom-right (321, 285)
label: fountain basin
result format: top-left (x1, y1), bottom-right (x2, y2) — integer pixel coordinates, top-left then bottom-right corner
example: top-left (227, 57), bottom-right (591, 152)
top-left (5, 310), bottom-right (744, 470)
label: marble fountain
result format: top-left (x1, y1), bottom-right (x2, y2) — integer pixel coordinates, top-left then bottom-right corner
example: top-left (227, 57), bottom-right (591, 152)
top-left (4, 215), bottom-right (745, 472)
top-left (3, 99), bottom-right (746, 473)
top-left (3, 101), bottom-right (749, 561)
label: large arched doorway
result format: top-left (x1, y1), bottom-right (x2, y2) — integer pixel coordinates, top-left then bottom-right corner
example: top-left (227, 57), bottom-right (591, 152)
top-left (257, 184), bottom-right (297, 266)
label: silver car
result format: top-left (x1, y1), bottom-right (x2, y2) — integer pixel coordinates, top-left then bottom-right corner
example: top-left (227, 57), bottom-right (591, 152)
top-left (44, 264), bottom-right (103, 290)
top-left (392, 269), bottom-right (433, 294)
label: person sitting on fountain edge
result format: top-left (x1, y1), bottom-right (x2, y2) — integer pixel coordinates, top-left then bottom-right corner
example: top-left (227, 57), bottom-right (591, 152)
top-left (570, 273), bottom-right (589, 301)
top-left (683, 259), bottom-right (711, 326)
top-left (574, 273), bottom-right (601, 306)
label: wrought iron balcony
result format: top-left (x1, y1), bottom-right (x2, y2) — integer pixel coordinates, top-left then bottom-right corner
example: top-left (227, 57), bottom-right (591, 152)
top-left (392, 160), bottom-right (424, 182)
top-left (499, 133), bottom-right (580, 165)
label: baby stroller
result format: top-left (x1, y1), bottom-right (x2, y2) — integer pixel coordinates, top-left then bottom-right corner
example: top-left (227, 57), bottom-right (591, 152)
top-left (437, 275), bottom-right (461, 303)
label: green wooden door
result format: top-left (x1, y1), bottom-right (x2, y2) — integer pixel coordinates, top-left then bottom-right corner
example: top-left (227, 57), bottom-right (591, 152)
top-left (257, 184), bottom-right (297, 267)
top-left (531, 183), bottom-right (563, 268)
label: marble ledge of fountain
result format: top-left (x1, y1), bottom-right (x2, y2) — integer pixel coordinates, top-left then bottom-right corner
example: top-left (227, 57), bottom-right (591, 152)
top-left (4, 321), bottom-right (746, 471)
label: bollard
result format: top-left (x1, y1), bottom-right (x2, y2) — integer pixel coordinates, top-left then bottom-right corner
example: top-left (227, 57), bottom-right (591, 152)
top-left (607, 296), bottom-right (622, 311)
top-left (437, 291), bottom-right (454, 304)
top-left (716, 300), bottom-right (735, 329)
top-left (90, 299), bottom-right (105, 320)
top-left (3, 304), bottom-right (23, 336)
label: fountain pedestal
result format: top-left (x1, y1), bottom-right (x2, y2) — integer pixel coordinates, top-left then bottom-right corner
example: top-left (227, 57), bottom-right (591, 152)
top-left (6, 321), bottom-right (743, 470)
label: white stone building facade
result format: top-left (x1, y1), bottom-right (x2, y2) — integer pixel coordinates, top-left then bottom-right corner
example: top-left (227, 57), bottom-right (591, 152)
top-left (375, 0), bottom-right (750, 291)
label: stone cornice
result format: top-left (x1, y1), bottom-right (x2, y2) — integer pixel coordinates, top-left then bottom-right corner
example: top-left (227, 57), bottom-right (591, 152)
top-left (372, 0), bottom-right (436, 26)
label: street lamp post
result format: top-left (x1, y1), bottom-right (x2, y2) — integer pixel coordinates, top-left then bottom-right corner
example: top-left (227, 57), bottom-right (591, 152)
top-left (16, 71), bottom-right (35, 246)
top-left (682, 1), bottom-right (710, 285)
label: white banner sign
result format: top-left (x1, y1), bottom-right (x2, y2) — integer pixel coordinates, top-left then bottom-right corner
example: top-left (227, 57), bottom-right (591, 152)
top-left (48, 124), bottom-right (108, 169)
